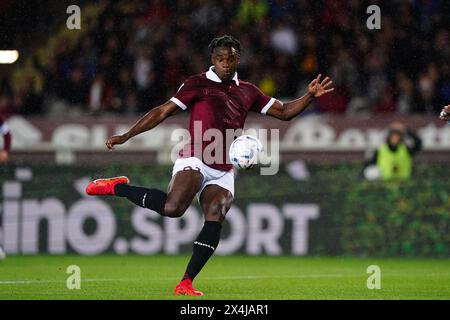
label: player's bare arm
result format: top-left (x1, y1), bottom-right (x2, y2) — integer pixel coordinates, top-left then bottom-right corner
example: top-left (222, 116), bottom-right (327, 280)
top-left (266, 74), bottom-right (334, 121)
top-left (0, 150), bottom-right (8, 164)
top-left (0, 122), bottom-right (11, 164)
top-left (106, 100), bottom-right (181, 150)
top-left (439, 104), bottom-right (450, 121)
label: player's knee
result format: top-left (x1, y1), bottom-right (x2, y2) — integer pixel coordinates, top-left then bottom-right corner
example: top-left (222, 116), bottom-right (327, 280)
top-left (164, 202), bottom-right (185, 218)
top-left (204, 198), bottom-right (231, 221)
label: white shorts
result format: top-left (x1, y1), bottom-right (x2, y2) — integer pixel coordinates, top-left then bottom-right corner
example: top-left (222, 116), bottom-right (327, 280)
top-left (172, 157), bottom-right (235, 199)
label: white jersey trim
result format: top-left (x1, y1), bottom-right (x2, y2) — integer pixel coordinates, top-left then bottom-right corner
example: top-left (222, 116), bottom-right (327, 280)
top-left (170, 97), bottom-right (188, 110)
top-left (261, 97), bottom-right (277, 114)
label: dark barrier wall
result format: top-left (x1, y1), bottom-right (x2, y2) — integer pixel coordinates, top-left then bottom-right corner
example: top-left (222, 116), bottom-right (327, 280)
top-left (0, 163), bottom-right (449, 257)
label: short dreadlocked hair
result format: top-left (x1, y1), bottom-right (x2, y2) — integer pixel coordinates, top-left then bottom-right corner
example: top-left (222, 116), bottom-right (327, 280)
top-left (208, 35), bottom-right (241, 55)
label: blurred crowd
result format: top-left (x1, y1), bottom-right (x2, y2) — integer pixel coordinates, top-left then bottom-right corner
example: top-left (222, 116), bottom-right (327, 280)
top-left (0, 0), bottom-right (449, 118)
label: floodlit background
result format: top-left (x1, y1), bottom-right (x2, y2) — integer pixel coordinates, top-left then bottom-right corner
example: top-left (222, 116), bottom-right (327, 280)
top-left (0, 0), bottom-right (449, 300)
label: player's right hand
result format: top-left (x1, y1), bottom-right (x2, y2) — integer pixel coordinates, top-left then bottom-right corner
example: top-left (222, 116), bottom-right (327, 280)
top-left (439, 105), bottom-right (450, 121)
top-left (106, 135), bottom-right (128, 150)
top-left (0, 150), bottom-right (8, 164)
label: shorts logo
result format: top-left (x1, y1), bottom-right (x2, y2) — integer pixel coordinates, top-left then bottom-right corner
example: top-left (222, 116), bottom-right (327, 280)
top-left (183, 166), bottom-right (200, 172)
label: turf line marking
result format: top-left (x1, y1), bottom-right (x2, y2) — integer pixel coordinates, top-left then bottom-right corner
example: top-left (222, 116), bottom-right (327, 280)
top-left (0, 274), bottom-right (353, 285)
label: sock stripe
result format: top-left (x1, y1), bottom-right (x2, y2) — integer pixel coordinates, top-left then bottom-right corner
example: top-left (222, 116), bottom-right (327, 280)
top-left (142, 193), bottom-right (147, 208)
top-left (194, 241), bottom-right (215, 251)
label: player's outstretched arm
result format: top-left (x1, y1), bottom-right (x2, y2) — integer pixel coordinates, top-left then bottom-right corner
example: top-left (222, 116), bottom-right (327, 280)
top-left (440, 104), bottom-right (450, 121)
top-left (106, 100), bottom-right (181, 150)
top-left (0, 150), bottom-right (8, 164)
top-left (266, 74), bottom-right (334, 121)
top-left (0, 130), bottom-right (11, 164)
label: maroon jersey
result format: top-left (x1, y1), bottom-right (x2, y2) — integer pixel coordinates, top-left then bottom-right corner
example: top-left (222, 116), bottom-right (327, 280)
top-left (170, 66), bottom-right (276, 171)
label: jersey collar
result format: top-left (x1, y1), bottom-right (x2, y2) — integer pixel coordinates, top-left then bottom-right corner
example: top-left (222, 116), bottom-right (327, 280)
top-left (206, 66), bottom-right (239, 86)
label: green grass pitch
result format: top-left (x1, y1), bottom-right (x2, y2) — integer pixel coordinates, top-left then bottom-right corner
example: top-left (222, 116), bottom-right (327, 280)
top-left (0, 255), bottom-right (449, 300)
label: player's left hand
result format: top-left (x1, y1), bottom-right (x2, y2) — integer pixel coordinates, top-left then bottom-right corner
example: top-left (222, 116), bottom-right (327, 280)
top-left (439, 104), bottom-right (450, 121)
top-left (308, 74), bottom-right (334, 98)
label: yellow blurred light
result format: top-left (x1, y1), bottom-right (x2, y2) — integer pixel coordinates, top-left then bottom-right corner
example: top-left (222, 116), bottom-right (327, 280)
top-left (0, 50), bottom-right (19, 64)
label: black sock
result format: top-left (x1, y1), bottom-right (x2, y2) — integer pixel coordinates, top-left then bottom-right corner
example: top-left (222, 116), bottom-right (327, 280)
top-left (114, 183), bottom-right (167, 216)
top-left (183, 221), bottom-right (222, 281)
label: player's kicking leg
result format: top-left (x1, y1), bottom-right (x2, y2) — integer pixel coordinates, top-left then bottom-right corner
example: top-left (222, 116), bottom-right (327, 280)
top-left (85, 170), bottom-right (203, 218)
top-left (174, 184), bottom-right (233, 297)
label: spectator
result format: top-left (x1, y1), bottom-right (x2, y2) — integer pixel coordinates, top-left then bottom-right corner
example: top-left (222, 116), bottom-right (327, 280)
top-left (192, 0), bottom-right (223, 32)
top-left (268, 0), bottom-right (296, 21)
top-left (61, 66), bottom-right (88, 108)
top-left (0, 94), bottom-right (16, 118)
top-left (237, 0), bottom-right (268, 26)
top-left (396, 72), bottom-right (416, 114)
top-left (373, 88), bottom-right (397, 113)
top-left (4, 0), bottom-right (450, 116)
top-left (88, 73), bottom-right (114, 113)
top-left (14, 77), bottom-right (43, 115)
top-left (364, 122), bottom-right (422, 181)
top-left (259, 73), bottom-right (277, 97)
top-left (416, 72), bottom-right (440, 114)
top-left (111, 67), bottom-right (137, 114)
top-left (270, 20), bottom-right (298, 55)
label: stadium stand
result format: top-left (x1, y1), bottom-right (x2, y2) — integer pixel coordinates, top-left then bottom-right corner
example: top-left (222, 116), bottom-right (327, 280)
top-left (0, 0), bottom-right (449, 119)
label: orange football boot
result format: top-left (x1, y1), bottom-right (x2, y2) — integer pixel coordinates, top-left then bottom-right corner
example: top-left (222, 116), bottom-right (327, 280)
top-left (85, 176), bottom-right (130, 196)
top-left (174, 278), bottom-right (204, 297)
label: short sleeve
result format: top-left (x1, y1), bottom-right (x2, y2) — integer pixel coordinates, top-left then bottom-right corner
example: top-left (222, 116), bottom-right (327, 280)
top-left (0, 122), bottom-right (9, 135)
top-left (170, 77), bottom-right (200, 110)
top-left (249, 84), bottom-right (276, 114)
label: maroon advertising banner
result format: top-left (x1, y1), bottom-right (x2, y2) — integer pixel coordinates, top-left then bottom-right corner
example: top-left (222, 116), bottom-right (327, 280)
top-left (3, 114), bottom-right (449, 163)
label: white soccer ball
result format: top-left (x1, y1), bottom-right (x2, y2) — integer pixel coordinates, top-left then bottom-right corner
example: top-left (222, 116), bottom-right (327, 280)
top-left (229, 135), bottom-right (263, 169)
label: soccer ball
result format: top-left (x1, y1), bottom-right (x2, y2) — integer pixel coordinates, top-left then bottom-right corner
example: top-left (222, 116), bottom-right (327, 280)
top-left (229, 135), bottom-right (263, 169)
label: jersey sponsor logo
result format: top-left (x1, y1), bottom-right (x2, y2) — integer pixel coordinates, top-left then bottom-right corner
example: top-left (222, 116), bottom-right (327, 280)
top-left (203, 88), bottom-right (228, 98)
